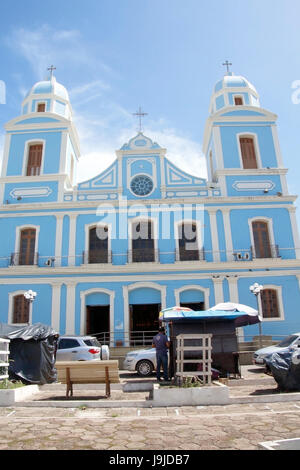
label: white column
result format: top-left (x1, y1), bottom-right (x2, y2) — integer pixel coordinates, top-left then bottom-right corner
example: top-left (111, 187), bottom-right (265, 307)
top-left (222, 208), bottom-right (234, 261)
top-left (212, 276), bottom-right (225, 305)
top-left (55, 213), bottom-right (64, 267)
top-left (288, 206), bottom-right (300, 259)
top-left (122, 286), bottom-right (129, 347)
top-left (208, 208), bottom-right (220, 262)
top-left (227, 276), bottom-right (239, 303)
top-left (51, 282), bottom-right (62, 332)
top-left (68, 214), bottom-right (77, 266)
top-left (65, 281), bottom-right (76, 334)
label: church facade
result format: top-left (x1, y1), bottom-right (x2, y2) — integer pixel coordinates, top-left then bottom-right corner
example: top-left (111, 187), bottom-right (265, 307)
top-left (0, 71), bottom-right (299, 345)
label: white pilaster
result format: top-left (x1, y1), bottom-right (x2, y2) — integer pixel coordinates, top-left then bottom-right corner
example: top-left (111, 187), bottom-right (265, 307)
top-left (208, 208), bottom-right (220, 262)
top-left (212, 276), bottom-right (225, 304)
top-left (68, 214), bottom-right (77, 266)
top-left (288, 206), bottom-right (300, 259)
top-left (222, 208), bottom-right (234, 261)
top-left (65, 281), bottom-right (76, 334)
top-left (54, 213), bottom-right (64, 267)
top-left (51, 282), bottom-right (62, 332)
top-left (227, 276), bottom-right (239, 303)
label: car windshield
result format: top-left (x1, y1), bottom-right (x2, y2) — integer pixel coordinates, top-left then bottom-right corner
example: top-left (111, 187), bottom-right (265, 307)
top-left (83, 338), bottom-right (101, 347)
top-left (277, 335), bottom-right (298, 347)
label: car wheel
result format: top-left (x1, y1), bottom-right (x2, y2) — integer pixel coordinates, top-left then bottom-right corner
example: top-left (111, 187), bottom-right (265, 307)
top-left (136, 360), bottom-right (154, 377)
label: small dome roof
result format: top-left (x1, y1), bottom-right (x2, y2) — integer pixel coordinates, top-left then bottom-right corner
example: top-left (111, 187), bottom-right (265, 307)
top-left (214, 73), bottom-right (257, 94)
top-left (26, 76), bottom-right (69, 101)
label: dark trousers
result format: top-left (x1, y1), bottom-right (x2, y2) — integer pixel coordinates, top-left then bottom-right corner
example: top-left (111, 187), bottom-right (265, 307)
top-left (156, 352), bottom-right (168, 380)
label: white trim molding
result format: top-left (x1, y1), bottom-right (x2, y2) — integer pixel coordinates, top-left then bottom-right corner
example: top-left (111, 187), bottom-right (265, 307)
top-left (174, 284), bottom-right (210, 310)
top-left (123, 281), bottom-right (166, 346)
top-left (259, 284), bottom-right (285, 322)
top-left (8, 289), bottom-right (33, 325)
top-left (80, 287), bottom-right (115, 345)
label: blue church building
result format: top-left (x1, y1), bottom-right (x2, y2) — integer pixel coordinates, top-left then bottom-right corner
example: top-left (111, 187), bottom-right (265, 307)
top-left (0, 70), bottom-right (299, 346)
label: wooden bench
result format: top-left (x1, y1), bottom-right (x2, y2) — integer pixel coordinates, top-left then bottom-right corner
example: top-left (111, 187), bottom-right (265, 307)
top-left (55, 360), bottom-right (120, 398)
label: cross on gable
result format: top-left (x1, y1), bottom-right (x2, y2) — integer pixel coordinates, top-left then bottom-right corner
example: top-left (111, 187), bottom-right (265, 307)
top-left (133, 106), bottom-right (148, 132)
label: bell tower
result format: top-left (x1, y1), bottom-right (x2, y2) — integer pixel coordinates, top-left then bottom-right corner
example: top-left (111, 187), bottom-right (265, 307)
top-left (0, 70), bottom-right (80, 204)
top-left (203, 68), bottom-right (288, 198)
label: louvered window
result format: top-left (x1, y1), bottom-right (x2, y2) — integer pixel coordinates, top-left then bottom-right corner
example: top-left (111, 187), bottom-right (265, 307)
top-left (13, 294), bottom-right (29, 323)
top-left (26, 144), bottom-right (43, 176)
top-left (240, 137), bottom-right (258, 169)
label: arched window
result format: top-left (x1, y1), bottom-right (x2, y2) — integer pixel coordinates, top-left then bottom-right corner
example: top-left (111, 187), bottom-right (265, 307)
top-left (12, 294), bottom-right (29, 323)
top-left (252, 221), bottom-right (272, 258)
top-left (239, 136), bottom-right (258, 169)
top-left (131, 220), bottom-right (155, 262)
top-left (26, 143), bottom-right (43, 176)
top-left (261, 289), bottom-right (280, 319)
top-left (19, 228), bottom-right (36, 265)
top-left (88, 226), bottom-right (109, 263)
top-left (178, 223), bottom-right (199, 261)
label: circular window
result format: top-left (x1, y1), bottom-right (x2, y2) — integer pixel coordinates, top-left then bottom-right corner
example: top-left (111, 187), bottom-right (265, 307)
top-left (130, 175), bottom-right (154, 196)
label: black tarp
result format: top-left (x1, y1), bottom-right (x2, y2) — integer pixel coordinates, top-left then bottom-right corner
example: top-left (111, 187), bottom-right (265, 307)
top-left (265, 348), bottom-right (300, 392)
top-left (0, 322), bottom-right (59, 385)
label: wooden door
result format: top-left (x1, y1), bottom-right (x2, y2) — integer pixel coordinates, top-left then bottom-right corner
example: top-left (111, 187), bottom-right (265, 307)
top-left (252, 221), bottom-right (271, 258)
top-left (26, 144), bottom-right (43, 176)
top-left (261, 289), bottom-right (279, 318)
top-left (240, 137), bottom-right (258, 169)
top-left (13, 295), bottom-right (29, 323)
top-left (19, 229), bottom-right (36, 265)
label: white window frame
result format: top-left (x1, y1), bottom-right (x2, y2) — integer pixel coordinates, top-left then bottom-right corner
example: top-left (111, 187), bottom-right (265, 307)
top-left (248, 216), bottom-right (276, 258)
top-left (128, 217), bottom-right (159, 263)
top-left (14, 225), bottom-right (40, 265)
top-left (84, 222), bottom-right (112, 264)
top-left (236, 132), bottom-right (262, 169)
top-left (8, 290), bottom-right (33, 325)
top-left (174, 285), bottom-right (210, 310)
top-left (259, 285), bottom-right (284, 322)
top-left (174, 219), bottom-right (202, 262)
top-left (22, 139), bottom-right (46, 176)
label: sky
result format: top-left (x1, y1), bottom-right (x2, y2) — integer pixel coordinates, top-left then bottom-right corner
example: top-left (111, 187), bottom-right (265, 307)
top-left (0, 0), bottom-right (300, 223)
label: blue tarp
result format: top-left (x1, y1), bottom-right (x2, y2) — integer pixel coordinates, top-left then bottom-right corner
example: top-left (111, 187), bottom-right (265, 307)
top-left (160, 309), bottom-right (260, 327)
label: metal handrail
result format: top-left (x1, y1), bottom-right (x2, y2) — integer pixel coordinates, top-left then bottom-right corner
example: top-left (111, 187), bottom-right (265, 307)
top-left (10, 252), bottom-right (39, 266)
top-left (175, 247), bottom-right (205, 261)
top-left (92, 330), bottom-right (158, 347)
top-left (251, 244), bottom-right (280, 259)
top-left (82, 250), bottom-right (112, 264)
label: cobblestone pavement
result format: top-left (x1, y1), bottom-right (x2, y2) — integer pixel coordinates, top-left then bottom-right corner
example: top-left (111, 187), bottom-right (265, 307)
top-left (1, 401), bottom-right (300, 450)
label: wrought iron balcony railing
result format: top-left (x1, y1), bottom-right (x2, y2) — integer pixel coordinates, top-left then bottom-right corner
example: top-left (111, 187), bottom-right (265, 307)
top-left (128, 248), bottom-right (159, 263)
top-left (82, 250), bottom-right (112, 264)
top-left (175, 247), bottom-right (206, 262)
top-left (250, 244), bottom-right (280, 259)
top-left (10, 252), bottom-right (39, 266)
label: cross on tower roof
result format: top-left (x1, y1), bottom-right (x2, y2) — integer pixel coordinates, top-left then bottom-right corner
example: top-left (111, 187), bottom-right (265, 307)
top-left (47, 65), bottom-right (56, 79)
top-left (222, 60), bottom-right (232, 74)
top-left (133, 106), bottom-right (148, 132)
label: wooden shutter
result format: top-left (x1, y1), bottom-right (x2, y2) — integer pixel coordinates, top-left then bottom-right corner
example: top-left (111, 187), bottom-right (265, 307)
top-left (132, 221), bottom-right (155, 262)
top-left (234, 97), bottom-right (243, 105)
top-left (240, 137), bottom-right (258, 169)
top-left (13, 295), bottom-right (29, 323)
top-left (261, 289), bottom-right (280, 319)
top-left (26, 144), bottom-right (43, 176)
top-left (178, 223), bottom-right (199, 261)
top-left (252, 221), bottom-right (271, 258)
top-left (37, 103), bottom-right (46, 112)
top-left (19, 229), bottom-right (36, 265)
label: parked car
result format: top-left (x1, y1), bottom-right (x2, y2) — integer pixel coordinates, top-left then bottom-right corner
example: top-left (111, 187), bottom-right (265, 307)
top-left (56, 335), bottom-right (109, 362)
top-left (123, 347), bottom-right (157, 376)
top-left (123, 347), bottom-right (220, 379)
top-left (253, 333), bottom-right (300, 366)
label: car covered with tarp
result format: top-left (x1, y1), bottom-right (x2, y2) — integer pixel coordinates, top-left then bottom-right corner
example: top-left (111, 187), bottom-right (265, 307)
top-left (264, 347), bottom-right (300, 392)
top-left (0, 322), bottom-right (59, 385)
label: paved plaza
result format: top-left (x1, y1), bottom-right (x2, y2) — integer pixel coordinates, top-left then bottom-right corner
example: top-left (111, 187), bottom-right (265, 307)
top-left (1, 366), bottom-right (300, 451)
top-left (1, 401), bottom-right (300, 450)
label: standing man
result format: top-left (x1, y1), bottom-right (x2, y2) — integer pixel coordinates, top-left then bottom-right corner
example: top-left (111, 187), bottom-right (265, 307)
top-left (152, 326), bottom-right (170, 382)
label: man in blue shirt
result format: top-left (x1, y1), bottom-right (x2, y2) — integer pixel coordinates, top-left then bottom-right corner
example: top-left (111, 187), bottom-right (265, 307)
top-left (152, 327), bottom-right (170, 382)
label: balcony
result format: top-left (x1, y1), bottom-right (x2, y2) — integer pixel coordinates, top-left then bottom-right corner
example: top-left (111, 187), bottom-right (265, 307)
top-left (175, 247), bottom-right (205, 262)
top-left (10, 252), bottom-right (39, 266)
top-left (250, 244), bottom-right (280, 259)
top-left (128, 248), bottom-right (159, 263)
top-left (82, 250), bottom-right (112, 264)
